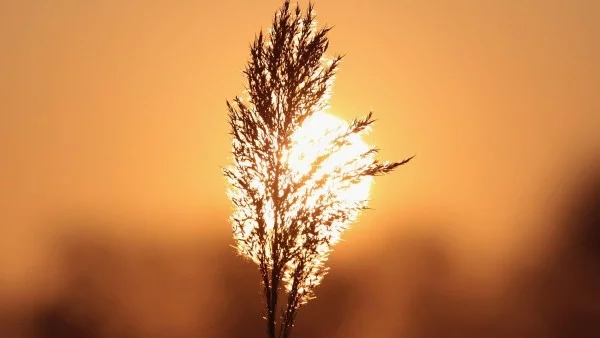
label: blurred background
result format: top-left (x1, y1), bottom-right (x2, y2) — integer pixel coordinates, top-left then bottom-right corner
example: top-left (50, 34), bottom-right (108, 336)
top-left (1, 0), bottom-right (598, 337)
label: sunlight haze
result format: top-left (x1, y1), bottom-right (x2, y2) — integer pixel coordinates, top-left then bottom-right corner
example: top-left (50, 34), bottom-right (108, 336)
top-left (1, 1), bottom-right (598, 337)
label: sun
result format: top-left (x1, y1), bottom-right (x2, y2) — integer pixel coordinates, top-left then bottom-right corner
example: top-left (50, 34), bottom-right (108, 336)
top-left (287, 111), bottom-right (373, 205)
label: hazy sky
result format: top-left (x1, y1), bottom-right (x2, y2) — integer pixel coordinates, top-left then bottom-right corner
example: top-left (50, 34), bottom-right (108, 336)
top-left (1, 0), bottom-right (599, 305)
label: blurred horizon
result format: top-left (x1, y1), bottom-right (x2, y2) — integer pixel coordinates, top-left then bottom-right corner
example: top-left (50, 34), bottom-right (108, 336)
top-left (1, 0), bottom-right (599, 337)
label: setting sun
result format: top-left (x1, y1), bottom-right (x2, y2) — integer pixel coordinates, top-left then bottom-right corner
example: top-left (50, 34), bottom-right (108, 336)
top-left (288, 111), bottom-right (373, 206)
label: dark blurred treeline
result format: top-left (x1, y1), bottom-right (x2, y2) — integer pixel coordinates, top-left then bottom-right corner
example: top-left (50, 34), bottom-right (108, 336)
top-left (1, 161), bottom-right (598, 338)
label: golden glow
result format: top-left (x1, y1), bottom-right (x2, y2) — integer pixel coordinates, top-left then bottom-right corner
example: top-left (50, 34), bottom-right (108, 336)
top-left (288, 111), bottom-right (373, 206)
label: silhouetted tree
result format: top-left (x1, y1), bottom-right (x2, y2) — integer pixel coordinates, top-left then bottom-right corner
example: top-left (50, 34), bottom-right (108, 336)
top-left (223, 1), bottom-right (412, 337)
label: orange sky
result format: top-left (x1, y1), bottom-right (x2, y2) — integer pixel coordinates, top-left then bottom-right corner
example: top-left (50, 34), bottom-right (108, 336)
top-left (1, 0), bottom-right (599, 308)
